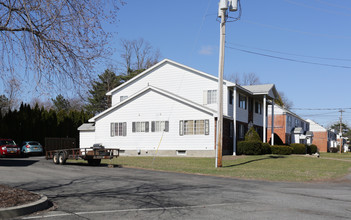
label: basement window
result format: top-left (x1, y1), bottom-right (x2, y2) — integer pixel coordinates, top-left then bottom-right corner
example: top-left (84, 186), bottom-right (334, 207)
top-left (176, 150), bottom-right (187, 156)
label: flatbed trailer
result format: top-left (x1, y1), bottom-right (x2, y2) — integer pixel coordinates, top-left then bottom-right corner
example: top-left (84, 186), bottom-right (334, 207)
top-left (45, 147), bottom-right (119, 166)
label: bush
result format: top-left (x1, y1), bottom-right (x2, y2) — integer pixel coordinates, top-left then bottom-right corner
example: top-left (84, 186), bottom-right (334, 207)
top-left (290, 143), bottom-right (306, 154)
top-left (261, 143), bottom-right (271, 154)
top-left (237, 141), bottom-right (263, 155)
top-left (271, 145), bottom-right (293, 155)
top-left (245, 127), bottom-right (262, 142)
top-left (305, 144), bottom-right (318, 154)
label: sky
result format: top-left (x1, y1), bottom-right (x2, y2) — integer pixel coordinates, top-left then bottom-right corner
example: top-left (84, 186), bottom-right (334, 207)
top-left (106, 0), bottom-right (351, 128)
top-left (11, 0), bottom-right (351, 128)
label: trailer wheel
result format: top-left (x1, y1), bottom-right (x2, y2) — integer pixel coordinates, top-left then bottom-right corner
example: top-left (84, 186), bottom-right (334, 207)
top-left (88, 159), bottom-right (101, 166)
top-left (59, 152), bottom-right (66, 165)
top-left (53, 153), bottom-right (59, 164)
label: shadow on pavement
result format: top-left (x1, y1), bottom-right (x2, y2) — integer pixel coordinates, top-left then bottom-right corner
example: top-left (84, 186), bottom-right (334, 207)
top-left (224, 155), bottom-right (286, 168)
top-left (0, 158), bottom-right (39, 167)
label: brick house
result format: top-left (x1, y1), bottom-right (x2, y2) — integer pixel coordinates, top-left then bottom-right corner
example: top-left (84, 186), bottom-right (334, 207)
top-left (267, 105), bottom-right (312, 145)
top-left (306, 119), bottom-right (336, 152)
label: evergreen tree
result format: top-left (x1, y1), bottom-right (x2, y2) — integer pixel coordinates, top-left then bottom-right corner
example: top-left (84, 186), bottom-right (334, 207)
top-left (85, 69), bottom-right (123, 115)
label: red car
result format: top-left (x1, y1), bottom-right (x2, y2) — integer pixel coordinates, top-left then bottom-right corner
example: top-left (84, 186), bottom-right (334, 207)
top-left (0, 139), bottom-right (21, 157)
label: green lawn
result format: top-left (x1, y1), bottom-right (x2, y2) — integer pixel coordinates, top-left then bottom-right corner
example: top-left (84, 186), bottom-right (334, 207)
top-left (80, 153), bottom-right (351, 182)
top-left (320, 152), bottom-right (351, 160)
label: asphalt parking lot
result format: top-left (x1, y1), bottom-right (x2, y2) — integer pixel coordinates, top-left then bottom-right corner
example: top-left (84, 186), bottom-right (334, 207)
top-left (1, 156), bottom-right (351, 220)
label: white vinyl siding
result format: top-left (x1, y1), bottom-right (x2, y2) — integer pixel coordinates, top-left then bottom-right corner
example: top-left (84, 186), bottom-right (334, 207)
top-left (110, 62), bottom-right (229, 115)
top-left (94, 90), bottom-right (214, 151)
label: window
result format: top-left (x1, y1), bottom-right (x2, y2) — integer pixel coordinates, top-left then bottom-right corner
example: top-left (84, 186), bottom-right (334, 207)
top-left (179, 120), bottom-right (209, 135)
top-left (239, 124), bottom-right (245, 139)
top-left (151, 121), bottom-right (169, 132)
top-left (120, 96), bottom-right (128, 102)
top-left (239, 94), bottom-right (246, 109)
top-left (229, 90), bottom-right (233, 105)
top-left (204, 90), bottom-right (217, 104)
top-left (255, 101), bottom-right (262, 114)
top-left (110, 122), bottom-right (127, 137)
top-left (132, 121), bottom-right (149, 132)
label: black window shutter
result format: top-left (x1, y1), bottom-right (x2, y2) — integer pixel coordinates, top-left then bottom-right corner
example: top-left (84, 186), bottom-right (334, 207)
top-left (110, 123), bottom-right (114, 137)
top-left (165, 121), bottom-right (169, 132)
top-left (179, 121), bottom-right (183, 136)
top-left (123, 122), bottom-right (127, 136)
top-left (132, 122), bottom-right (135, 133)
top-left (145, 122), bottom-right (149, 132)
top-left (151, 121), bottom-right (155, 132)
top-left (205, 120), bottom-right (209, 135)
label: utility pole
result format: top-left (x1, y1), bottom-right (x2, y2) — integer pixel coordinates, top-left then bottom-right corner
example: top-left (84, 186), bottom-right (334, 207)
top-left (339, 109), bottom-right (344, 153)
top-left (215, 0), bottom-right (237, 168)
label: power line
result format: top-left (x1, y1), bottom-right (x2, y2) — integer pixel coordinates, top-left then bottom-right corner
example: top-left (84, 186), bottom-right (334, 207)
top-left (292, 108), bottom-right (351, 110)
top-left (225, 46), bottom-right (351, 69)
top-left (226, 42), bottom-right (351, 62)
top-left (241, 19), bottom-right (351, 40)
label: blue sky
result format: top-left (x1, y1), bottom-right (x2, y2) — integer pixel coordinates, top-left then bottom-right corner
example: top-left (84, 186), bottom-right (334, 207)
top-left (107, 0), bottom-right (351, 128)
top-left (10, 0), bottom-right (350, 128)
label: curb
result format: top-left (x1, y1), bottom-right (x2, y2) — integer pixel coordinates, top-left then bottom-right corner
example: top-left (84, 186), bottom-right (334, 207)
top-left (0, 194), bottom-right (49, 219)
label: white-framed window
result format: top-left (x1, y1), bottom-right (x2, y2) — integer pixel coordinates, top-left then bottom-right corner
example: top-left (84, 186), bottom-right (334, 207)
top-left (255, 101), bottom-right (262, 114)
top-left (203, 90), bottom-right (217, 104)
top-left (132, 121), bottom-right (149, 132)
top-left (179, 120), bottom-right (209, 136)
top-left (110, 122), bottom-right (127, 137)
top-left (120, 96), bottom-right (128, 102)
top-left (239, 94), bottom-right (246, 109)
top-left (151, 121), bottom-right (169, 132)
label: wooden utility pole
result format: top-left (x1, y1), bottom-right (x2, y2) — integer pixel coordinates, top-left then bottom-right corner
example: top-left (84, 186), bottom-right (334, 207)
top-left (339, 109), bottom-right (344, 153)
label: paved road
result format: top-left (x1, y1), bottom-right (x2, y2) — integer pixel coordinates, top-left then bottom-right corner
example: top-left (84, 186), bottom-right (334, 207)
top-left (1, 157), bottom-right (351, 220)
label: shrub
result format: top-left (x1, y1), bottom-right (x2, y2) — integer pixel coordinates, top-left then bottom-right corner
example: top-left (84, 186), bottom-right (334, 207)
top-left (309, 144), bottom-right (318, 154)
top-left (290, 143), bottom-right (306, 154)
top-left (271, 145), bottom-right (293, 155)
top-left (245, 127), bottom-right (262, 142)
top-left (237, 141), bottom-right (263, 155)
top-left (261, 143), bottom-right (271, 154)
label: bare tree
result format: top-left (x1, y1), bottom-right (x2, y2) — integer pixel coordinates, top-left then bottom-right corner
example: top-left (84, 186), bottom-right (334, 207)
top-left (0, 0), bottom-right (124, 90)
top-left (5, 77), bottom-right (21, 110)
top-left (225, 72), bottom-right (260, 85)
top-left (242, 72), bottom-right (260, 85)
top-left (277, 91), bottom-right (293, 110)
top-left (120, 38), bottom-right (160, 74)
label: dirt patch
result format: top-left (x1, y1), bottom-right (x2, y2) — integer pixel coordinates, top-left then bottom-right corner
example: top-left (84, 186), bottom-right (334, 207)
top-left (0, 184), bottom-right (41, 208)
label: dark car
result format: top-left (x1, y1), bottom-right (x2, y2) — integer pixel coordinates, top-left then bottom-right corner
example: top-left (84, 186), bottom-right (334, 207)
top-left (21, 141), bottom-right (43, 156)
top-left (0, 139), bottom-right (21, 157)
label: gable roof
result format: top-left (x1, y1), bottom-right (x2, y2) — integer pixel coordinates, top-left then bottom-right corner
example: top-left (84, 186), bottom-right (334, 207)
top-left (242, 84), bottom-right (279, 99)
top-left (106, 59), bottom-right (235, 96)
top-left (90, 85), bottom-right (216, 123)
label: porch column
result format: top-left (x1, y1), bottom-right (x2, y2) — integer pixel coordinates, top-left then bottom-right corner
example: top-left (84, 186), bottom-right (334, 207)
top-left (271, 100), bottom-right (275, 145)
top-left (233, 87), bottom-right (237, 155)
top-left (263, 95), bottom-right (267, 143)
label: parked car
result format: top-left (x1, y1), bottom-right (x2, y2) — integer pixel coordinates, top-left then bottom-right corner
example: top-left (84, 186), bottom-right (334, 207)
top-left (21, 141), bottom-right (43, 156)
top-left (0, 139), bottom-right (21, 157)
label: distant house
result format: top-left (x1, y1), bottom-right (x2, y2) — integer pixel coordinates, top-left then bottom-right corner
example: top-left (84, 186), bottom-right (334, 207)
top-left (267, 105), bottom-right (312, 145)
top-left (78, 59), bottom-right (278, 157)
top-left (306, 119), bottom-right (336, 152)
